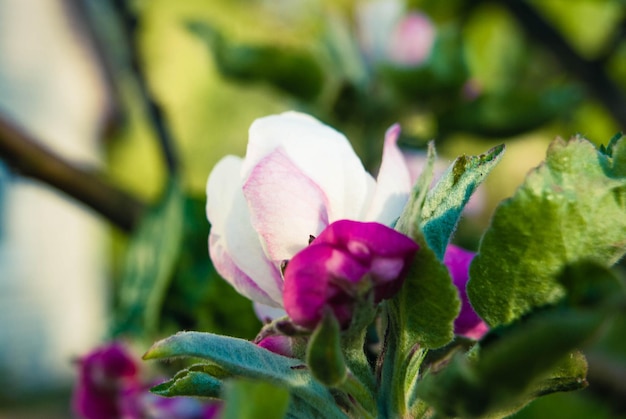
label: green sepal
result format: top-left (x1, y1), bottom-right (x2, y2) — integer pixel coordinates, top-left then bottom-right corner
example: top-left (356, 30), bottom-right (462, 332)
top-left (114, 179), bottom-right (184, 337)
top-left (306, 311), bottom-right (347, 387)
top-left (468, 135), bottom-right (626, 327)
top-left (221, 379), bottom-right (290, 419)
top-left (420, 143), bottom-right (505, 260)
top-left (143, 331), bottom-right (345, 418)
top-left (150, 364), bottom-right (223, 398)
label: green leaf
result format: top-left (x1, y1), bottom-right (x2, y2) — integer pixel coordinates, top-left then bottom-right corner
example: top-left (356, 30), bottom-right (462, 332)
top-left (416, 309), bottom-right (598, 418)
top-left (114, 179), bottom-right (184, 336)
top-left (221, 379), bottom-right (290, 419)
top-left (469, 136), bottom-right (626, 327)
top-left (187, 22), bottom-right (324, 101)
top-left (306, 312), bottom-right (346, 387)
top-left (151, 369), bottom-right (222, 398)
top-left (417, 261), bottom-right (623, 418)
top-left (143, 332), bottom-right (345, 418)
top-left (420, 143), bottom-right (505, 260)
top-left (439, 87), bottom-right (582, 138)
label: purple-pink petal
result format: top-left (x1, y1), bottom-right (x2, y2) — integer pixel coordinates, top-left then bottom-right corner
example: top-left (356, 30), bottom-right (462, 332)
top-left (209, 234), bottom-right (280, 308)
top-left (284, 243), bottom-right (369, 329)
top-left (72, 343), bottom-right (139, 419)
top-left (444, 244), bottom-right (488, 340)
top-left (257, 335), bottom-right (294, 358)
top-left (314, 219), bottom-right (419, 300)
top-left (284, 220), bottom-right (418, 329)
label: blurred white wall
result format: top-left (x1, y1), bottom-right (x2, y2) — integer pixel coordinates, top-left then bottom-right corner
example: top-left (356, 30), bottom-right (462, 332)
top-left (0, 0), bottom-right (110, 394)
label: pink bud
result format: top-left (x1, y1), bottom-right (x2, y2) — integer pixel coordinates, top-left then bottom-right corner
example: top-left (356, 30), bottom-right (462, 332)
top-left (283, 220), bottom-right (419, 329)
top-left (387, 12), bottom-right (436, 67)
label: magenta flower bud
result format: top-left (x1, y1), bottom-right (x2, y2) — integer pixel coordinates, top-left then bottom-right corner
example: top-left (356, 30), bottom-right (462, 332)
top-left (72, 343), bottom-right (139, 419)
top-left (444, 245), bottom-right (489, 340)
top-left (256, 335), bottom-right (294, 358)
top-left (283, 220), bottom-right (419, 329)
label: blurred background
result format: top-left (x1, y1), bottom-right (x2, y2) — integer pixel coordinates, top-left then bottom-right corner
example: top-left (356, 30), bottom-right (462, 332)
top-left (0, 0), bottom-right (625, 417)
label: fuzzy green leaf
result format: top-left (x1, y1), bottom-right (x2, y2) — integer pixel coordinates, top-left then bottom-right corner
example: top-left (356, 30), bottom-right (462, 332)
top-left (143, 332), bottom-right (345, 418)
top-left (420, 143), bottom-right (505, 260)
top-left (151, 370), bottom-right (222, 398)
top-left (417, 261), bottom-right (622, 418)
top-left (469, 136), bottom-right (626, 326)
top-left (416, 310), bottom-right (597, 418)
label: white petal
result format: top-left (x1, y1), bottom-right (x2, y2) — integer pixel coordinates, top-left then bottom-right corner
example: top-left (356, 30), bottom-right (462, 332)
top-left (244, 112), bottom-right (374, 221)
top-left (253, 303), bottom-right (287, 324)
top-left (243, 147), bottom-right (330, 261)
top-left (209, 234), bottom-right (282, 307)
top-left (206, 156), bottom-right (283, 306)
top-left (206, 155), bottom-right (243, 232)
top-left (365, 124), bottom-right (412, 225)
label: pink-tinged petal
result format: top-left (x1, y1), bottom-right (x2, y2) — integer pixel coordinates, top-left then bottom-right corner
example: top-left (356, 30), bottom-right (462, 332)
top-left (254, 303), bottom-right (287, 324)
top-left (243, 147), bottom-right (330, 262)
top-left (284, 244), bottom-right (369, 329)
top-left (223, 190), bottom-right (284, 304)
top-left (444, 245), bottom-right (489, 340)
top-left (209, 234), bottom-right (279, 307)
top-left (257, 335), bottom-right (294, 357)
top-left (245, 112), bottom-right (375, 222)
top-left (365, 124), bottom-right (412, 225)
top-left (387, 12), bottom-right (436, 66)
top-left (206, 157), bottom-right (283, 306)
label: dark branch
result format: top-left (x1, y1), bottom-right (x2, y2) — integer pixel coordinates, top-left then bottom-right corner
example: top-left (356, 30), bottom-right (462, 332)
top-left (110, 0), bottom-right (179, 174)
top-left (501, 0), bottom-right (626, 131)
top-left (0, 113), bottom-right (145, 232)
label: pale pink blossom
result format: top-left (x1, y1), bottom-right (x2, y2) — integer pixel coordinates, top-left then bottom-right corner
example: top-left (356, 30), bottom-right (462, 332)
top-left (206, 112), bottom-right (413, 313)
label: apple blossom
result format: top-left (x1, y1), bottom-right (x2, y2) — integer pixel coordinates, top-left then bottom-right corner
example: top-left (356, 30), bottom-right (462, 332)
top-left (206, 112), bottom-right (413, 312)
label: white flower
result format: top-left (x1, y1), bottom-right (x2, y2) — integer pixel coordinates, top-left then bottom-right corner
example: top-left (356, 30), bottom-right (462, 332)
top-left (205, 112), bottom-right (412, 311)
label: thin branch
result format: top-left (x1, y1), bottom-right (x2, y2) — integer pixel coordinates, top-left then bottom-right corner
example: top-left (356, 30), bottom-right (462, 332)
top-left (501, 0), bottom-right (626, 131)
top-left (110, 0), bottom-right (179, 174)
top-left (0, 113), bottom-right (145, 232)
